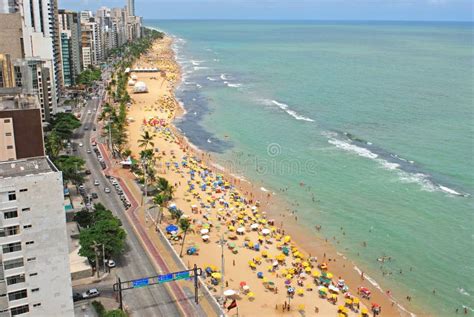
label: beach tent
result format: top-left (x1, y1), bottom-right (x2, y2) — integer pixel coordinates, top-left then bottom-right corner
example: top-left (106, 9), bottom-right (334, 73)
top-left (128, 79), bottom-right (136, 86)
top-left (133, 81), bottom-right (148, 93)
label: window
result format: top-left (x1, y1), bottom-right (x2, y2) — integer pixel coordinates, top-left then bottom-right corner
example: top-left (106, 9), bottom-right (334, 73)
top-left (31, 288), bottom-right (39, 292)
top-left (3, 209), bottom-right (18, 219)
top-left (6, 274), bottom-right (25, 286)
top-left (5, 132), bottom-right (12, 136)
top-left (8, 191), bottom-right (16, 201)
top-left (23, 225), bottom-right (32, 229)
top-left (3, 119), bottom-right (10, 123)
top-left (33, 303), bottom-right (41, 307)
top-left (29, 273), bottom-right (38, 277)
top-left (21, 208), bottom-right (30, 212)
top-left (8, 289), bottom-right (27, 301)
top-left (6, 145), bottom-right (13, 149)
top-left (10, 304), bottom-right (29, 316)
top-left (26, 257), bottom-right (36, 262)
top-left (0, 226), bottom-right (20, 237)
top-left (19, 189), bottom-right (27, 193)
top-left (2, 242), bottom-right (22, 253)
top-left (3, 258), bottom-right (24, 270)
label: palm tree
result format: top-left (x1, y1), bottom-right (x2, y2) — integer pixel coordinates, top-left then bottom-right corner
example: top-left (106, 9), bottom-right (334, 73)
top-left (152, 177), bottom-right (174, 224)
top-left (138, 131), bottom-right (154, 150)
top-left (179, 218), bottom-right (191, 257)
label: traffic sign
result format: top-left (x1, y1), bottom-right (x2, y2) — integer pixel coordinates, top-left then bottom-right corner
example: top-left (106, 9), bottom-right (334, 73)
top-left (132, 278), bottom-right (149, 288)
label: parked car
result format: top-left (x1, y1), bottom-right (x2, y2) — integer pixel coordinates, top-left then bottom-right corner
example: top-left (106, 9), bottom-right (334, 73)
top-left (79, 143), bottom-right (83, 147)
top-left (87, 149), bottom-right (92, 154)
top-left (104, 187), bottom-right (111, 193)
top-left (106, 259), bottom-right (116, 268)
top-left (85, 169), bottom-right (91, 175)
top-left (91, 192), bottom-right (98, 199)
top-left (72, 293), bottom-right (83, 302)
top-left (82, 288), bottom-right (100, 299)
top-left (94, 180), bottom-right (100, 186)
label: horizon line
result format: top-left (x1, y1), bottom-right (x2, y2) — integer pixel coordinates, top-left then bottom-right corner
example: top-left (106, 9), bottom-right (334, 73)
top-left (142, 18), bottom-right (473, 23)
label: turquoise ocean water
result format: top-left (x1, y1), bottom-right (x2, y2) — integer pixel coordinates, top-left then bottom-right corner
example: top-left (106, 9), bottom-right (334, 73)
top-left (146, 20), bottom-right (474, 315)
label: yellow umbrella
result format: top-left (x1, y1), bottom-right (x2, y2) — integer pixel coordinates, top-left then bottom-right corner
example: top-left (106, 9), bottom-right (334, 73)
top-left (210, 265), bottom-right (218, 271)
top-left (211, 272), bottom-right (222, 279)
top-left (297, 304), bottom-right (305, 311)
top-left (267, 265), bottom-right (273, 272)
top-left (326, 272), bottom-right (333, 279)
top-left (247, 292), bottom-right (255, 298)
top-left (345, 298), bottom-right (353, 305)
top-left (280, 269), bottom-right (288, 275)
top-left (353, 297), bottom-right (360, 304)
top-left (304, 267), bottom-right (312, 272)
top-left (302, 261), bottom-right (310, 267)
top-left (276, 254), bottom-right (286, 261)
top-left (296, 288), bottom-right (304, 295)
top-left (283, 235), bottom-right (291, 243)
top-left (261, 250), bottom-right (268, 257)
top-left (294, 258), bottom-right (302, 264)
top-left (228, 225), bottom-right (235, 231)
top-left (262, 277), bottom-right (268, 283)
top-left (286, 274), bottom-right (293, 279)
top-left (289, 268), bottom-right (296, 275)
top-left (312, 271), bottom-right (321, 278)
top-left (361, 307), bottom-right (369, 314)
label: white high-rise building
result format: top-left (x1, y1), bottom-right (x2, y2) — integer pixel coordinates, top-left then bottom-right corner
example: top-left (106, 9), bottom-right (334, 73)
top-left (127, 0), bottom-right (135, 16)
top-left (0, 156), bottom-right (74, 316)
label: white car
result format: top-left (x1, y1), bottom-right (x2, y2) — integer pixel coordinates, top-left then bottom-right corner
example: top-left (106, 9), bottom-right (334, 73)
top-left (106, 259), bottom-right (116, 268)
top-left (87, 110), bottom-right (92, 114)
top-left (104, 187), bottom-right (111, 193)
top-left (87, 149), bottom-right (92, 154)
top-left (82, 288), bottom-right (100, 299)
top-left (79, 143), bottom-right (83, 147)
top-left (94, 180), bottom-right (100, 186)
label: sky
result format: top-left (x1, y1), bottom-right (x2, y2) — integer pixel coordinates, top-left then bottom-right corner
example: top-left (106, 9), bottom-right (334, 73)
top-left (61, 0), bottom-right (473, 21)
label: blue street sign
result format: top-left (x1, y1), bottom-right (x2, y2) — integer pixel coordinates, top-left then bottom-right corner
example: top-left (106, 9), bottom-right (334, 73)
top-left (132, 278), bottom-right (149, 288)
top-left (158, 271), bottom-right (191, 284)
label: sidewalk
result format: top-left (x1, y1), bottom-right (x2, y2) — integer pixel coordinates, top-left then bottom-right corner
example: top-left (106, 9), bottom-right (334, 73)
top-left (97, 143), bottom-right (222, 317)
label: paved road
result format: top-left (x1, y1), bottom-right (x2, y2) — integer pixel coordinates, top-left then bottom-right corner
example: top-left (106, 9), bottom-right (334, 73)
top-left (71, 82), bottom-right (183, 317)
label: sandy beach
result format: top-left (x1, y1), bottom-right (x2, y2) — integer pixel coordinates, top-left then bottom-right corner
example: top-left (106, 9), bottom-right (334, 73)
top-left (120, 36), bottom-right (407, 317)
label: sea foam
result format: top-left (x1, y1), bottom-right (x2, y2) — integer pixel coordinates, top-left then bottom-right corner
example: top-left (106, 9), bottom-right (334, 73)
top-left (261, 99), bottom-right (315, 122)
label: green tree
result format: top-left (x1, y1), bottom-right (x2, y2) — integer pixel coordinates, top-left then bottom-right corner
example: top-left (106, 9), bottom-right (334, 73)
top-left (179, 217), bottom-right (191, 257)
top-left (78, 217), bottom-right (126, 261)
top-left (54, 155), bottom-right (85, 184)
top-left (74, 209), bottom-right (94, 228)
top-left (49, 113), bottom-right (81, 140)
top-left (45, 130), bottom-right (63, 159)
top-left (138, 131), bottom-right (154, 150)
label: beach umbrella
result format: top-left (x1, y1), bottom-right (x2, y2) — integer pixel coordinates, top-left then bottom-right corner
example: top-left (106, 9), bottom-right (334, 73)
top-left (166, 224), bottom-right (178, 232)
top-left (284, 279), bottom-right (291, 286)
top-left (201, 235), bottom-right (210, 241)
top-left (326, 272), bottom-right (333, 279)
top-left (361, 308), bottom-right (369, 314)
top-left (272, 261), bottom-right (279, 267)
top-left (223, 289), bottom-right (236, 297)
top-left (228, 242), bottom-right (236, 249)
top-left (250, 223), bottom-right (259, 230)
top-left (261, 228), bottom-right (271, 235)
top-left (312, 271), bottom-right (321, 278)
top-left (287, 287), bottom-right (295, 294)
top-left (318, 286), bottom-right (328, 293)
top-left (240, 281), bottom-right (247, 287)
top-left (304, 267), bottom-right (312, 273)
top-left (237, 227), bottom-right (245, 233)
top-left (297, 288), bottom-right (304, 296)
top-left (283, 235), bottom-right (291, 243)
top-left (257, 272), bottom-right (263, 279)
top-left (243, 285), bottom-right (250, 291)
top-left (200, 228), bottom-right (209, 235)
top-left (247, 292), bottom-right (255, 298)
top-left (302, 261), bottom-right (310, 267)
top-left (329, 284), bottom-right (340, 294)
top-left (211, 272), bottom-right (222, 279)
top-left (345, 298), bottom-right (353, 305)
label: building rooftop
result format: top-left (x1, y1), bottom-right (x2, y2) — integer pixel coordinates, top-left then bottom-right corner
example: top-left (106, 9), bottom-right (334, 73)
top-left (0, 156), bottom-right (58, 178)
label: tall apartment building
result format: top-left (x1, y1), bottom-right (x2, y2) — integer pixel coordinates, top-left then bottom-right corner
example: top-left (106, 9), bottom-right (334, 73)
top-left (58, 10), bottom-right (82, 86)
top-left (0, 0), bottom-right (62, 121)
top-left (0, 90), bottom-right (44, 161)
top-left (127, 0), bottom-right (135, 16)
top-left (0, 156), bottom-right (74, 316)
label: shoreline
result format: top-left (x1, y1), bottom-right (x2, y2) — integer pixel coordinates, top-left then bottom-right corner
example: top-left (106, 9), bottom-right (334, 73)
top-left (124, 34), bottom-right (417, 316)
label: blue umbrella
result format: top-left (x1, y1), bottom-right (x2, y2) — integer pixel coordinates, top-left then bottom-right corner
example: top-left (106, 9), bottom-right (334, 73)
top-left (257, 272), bottom-right (263, 279)
top-left (166, 224), bottom-right (178, 232)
